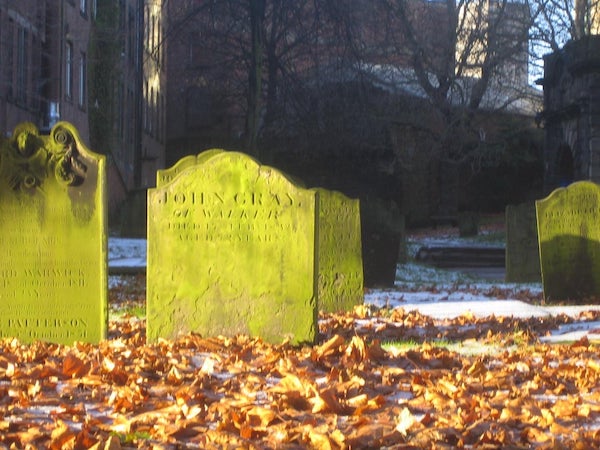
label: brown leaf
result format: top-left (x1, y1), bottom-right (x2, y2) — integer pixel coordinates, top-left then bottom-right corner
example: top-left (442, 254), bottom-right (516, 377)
top-left (311, 387), bottom-right (346, 414)
top-left (315, 335), bottom-right (345, 358)
top-left (245, 406), bottom-right (277, 428)
top-left (307, 430), bottom-right (333, 450)
top-left (62, 353), bottom-right (90, 378)
top-left (345, 335), bottom-right (368, 362)
top-left (396, 407), bottom-right (417, 436)
top-left (50, 420), bottom-right (77, 450)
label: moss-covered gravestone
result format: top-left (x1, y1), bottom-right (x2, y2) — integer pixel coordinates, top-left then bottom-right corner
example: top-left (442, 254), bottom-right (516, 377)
top-left (315, 188), bottom-right (363, 313)
top-left (147, 151), bottom-right (318, 345)
top-left (0, 122), bottom-right (107, 344)
top-left (536, 181), bottom-right (600, 303)
top-left (505, 202), bottom-right (541, 283)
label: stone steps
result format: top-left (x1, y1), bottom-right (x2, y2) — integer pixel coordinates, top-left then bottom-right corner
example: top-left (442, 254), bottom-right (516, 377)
top-left (415, 245), bottom-right (505, 268)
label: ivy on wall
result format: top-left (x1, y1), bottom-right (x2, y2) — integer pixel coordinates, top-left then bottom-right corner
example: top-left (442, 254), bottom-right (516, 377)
top-left (87, 1), bottom-right (121, 157)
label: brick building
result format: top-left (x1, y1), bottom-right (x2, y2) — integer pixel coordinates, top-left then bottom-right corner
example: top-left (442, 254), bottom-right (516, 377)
top-left (0, 0), bottom-right (166, 220)
top-left (0, 0), bottom-right (91, 135)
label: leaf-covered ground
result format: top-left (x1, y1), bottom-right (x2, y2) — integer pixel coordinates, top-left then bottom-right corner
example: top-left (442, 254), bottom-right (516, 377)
top-left (2, 273), bottom-right (600, 449)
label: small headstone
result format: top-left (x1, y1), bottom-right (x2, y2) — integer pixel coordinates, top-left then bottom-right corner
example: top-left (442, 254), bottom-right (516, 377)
top-left (505, 202), bottom-right (541, 283)
top-left (360, 197), bottom-right (404, 287)
top-left (314, 188), bottom-right (363, 313)
top-left (458, 212), bottom-right (479, 237)
top-left (0, 122), bottom-right (107, 344)
top-left (147, 151), bottom-right (318, 345)
top-left (536, 181), bottom-right (600, 303)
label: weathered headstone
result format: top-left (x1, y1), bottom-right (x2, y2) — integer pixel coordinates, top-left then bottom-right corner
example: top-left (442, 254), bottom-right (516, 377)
top-left (505, 202), bottom-right (541, 283)
top-left (0, 122), bottom-right (107, 344)
top-left (458, 211), bottom-right (479, 237)
top-left (360, 197), bottom-right (404, 287)
top-left (536, 181), bottom-right (600, 303)
top-left (147, 151), bottom-right (318, 345)
top-left (314, 188), bottom-right (363, 313)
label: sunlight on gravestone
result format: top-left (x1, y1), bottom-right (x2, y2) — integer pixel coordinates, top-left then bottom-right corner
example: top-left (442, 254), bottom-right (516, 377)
top-left (536, 181), bottom-right (600, 303)
top-left (147, 151), bottom-right (318, 345)
top-left (0, 122), bottom-right (107, 344)
top-left (314, 188), bottom-right (363, 313)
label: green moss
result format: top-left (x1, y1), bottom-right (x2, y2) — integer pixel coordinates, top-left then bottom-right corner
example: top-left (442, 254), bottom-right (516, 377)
top-left (88, 1), bottom-right (121, 156)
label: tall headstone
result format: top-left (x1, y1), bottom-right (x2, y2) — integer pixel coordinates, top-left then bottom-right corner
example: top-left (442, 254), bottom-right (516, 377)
top-left (536, 181), bottom-right (600, 303)
top-left (147, 151), bottom-right (318, 345)
top-left (314, 188), bottom-right (363, 313)
top-left (0, 122), bottom-right (107, 344)
top-left (505, 202), bottom-right (541, 283)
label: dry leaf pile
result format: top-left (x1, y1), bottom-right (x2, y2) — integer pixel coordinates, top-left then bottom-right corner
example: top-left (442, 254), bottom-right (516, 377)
top-left (0, 282), bottom-right (600, 448)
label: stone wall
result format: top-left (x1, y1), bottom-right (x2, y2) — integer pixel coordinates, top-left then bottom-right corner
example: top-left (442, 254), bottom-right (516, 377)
top-left (541, 36), bottom-right (600, 193)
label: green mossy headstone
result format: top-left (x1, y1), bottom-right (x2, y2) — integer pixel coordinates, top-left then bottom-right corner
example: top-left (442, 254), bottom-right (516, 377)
top-left (314, 188), bottom-right (363, 313)
top-left (0, 122), bottom-right (107, 344)
top-left (147, 151), bottom-right (318, 345)
top-left (536, 181), bottom-right (600, 303)
top-left (505, 202), bottom-right (541, 283)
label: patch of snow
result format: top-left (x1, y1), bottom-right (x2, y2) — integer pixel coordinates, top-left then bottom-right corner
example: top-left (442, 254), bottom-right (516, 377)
top-left (108, 238), bottom-right (147, 270)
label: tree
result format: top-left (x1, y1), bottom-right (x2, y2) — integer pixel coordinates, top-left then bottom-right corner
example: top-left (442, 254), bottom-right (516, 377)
top-left (528, 0), bottom-right (600, 78)
top-left (165, 0), bottom-right (319, 160)
top-left (341, 0), bottom-right (541, 213)
top-left (165, 0), bottom-right (549, 218)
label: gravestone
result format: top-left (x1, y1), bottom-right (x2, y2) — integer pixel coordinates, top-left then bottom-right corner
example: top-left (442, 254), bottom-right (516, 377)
top-left (536, 181), bottom-right (600, 303)
top-left (0, 122), bottom-right (107, 344)
top-left (314, 188), bottom-right (363, 313)
top-left (147, 151), bottom-right (318, 345)
top-left (360, 197), bottom-right (404, 287)
top-left (505, 202), bottom-right (541, 283)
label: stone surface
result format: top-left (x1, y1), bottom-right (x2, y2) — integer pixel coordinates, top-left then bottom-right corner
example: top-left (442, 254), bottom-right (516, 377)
top-left (542, 36), bottom-right (600, 192)
top-left (314, 188), bottom-right (363, 313)
top-left (536, 181), bottom-right (600, 303)
top-left (360, 197), bottom-right (404, 287)
top-left (147, 151), bottom-right (318, 345)
top-left (505, 202), bottom-right (541, 283)
top-left (0, 122), bottom-right (107, 344)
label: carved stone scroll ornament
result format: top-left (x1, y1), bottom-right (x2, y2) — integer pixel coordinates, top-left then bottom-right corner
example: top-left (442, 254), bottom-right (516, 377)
top-left (0, 122), bottom-right (87, 194)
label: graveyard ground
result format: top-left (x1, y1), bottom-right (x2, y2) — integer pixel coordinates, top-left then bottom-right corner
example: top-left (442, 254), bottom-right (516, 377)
top-left (3, 216), bottom-right (600, 449)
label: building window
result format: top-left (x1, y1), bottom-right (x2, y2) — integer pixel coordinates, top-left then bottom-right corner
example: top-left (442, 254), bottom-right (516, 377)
top-left (91, 0), bottom-right (97, 19)
top-left (80, 0), bottom-right (87, 17)
top-left (16, 26), bottom-right (28, 105)
top-left (79, 52), bottom-right (86, 108)
top-left (65, 42), bottom-right (73, 100)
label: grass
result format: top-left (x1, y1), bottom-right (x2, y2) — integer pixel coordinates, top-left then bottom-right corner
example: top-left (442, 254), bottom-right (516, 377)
top-left (381, 338), bottom-right (513, 356)
top-left (110, 304), bottom-right (146, 320)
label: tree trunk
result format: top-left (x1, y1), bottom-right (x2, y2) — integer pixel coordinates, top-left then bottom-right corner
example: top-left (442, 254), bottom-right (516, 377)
top-left (246, 0), bottom-right (266, 157)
